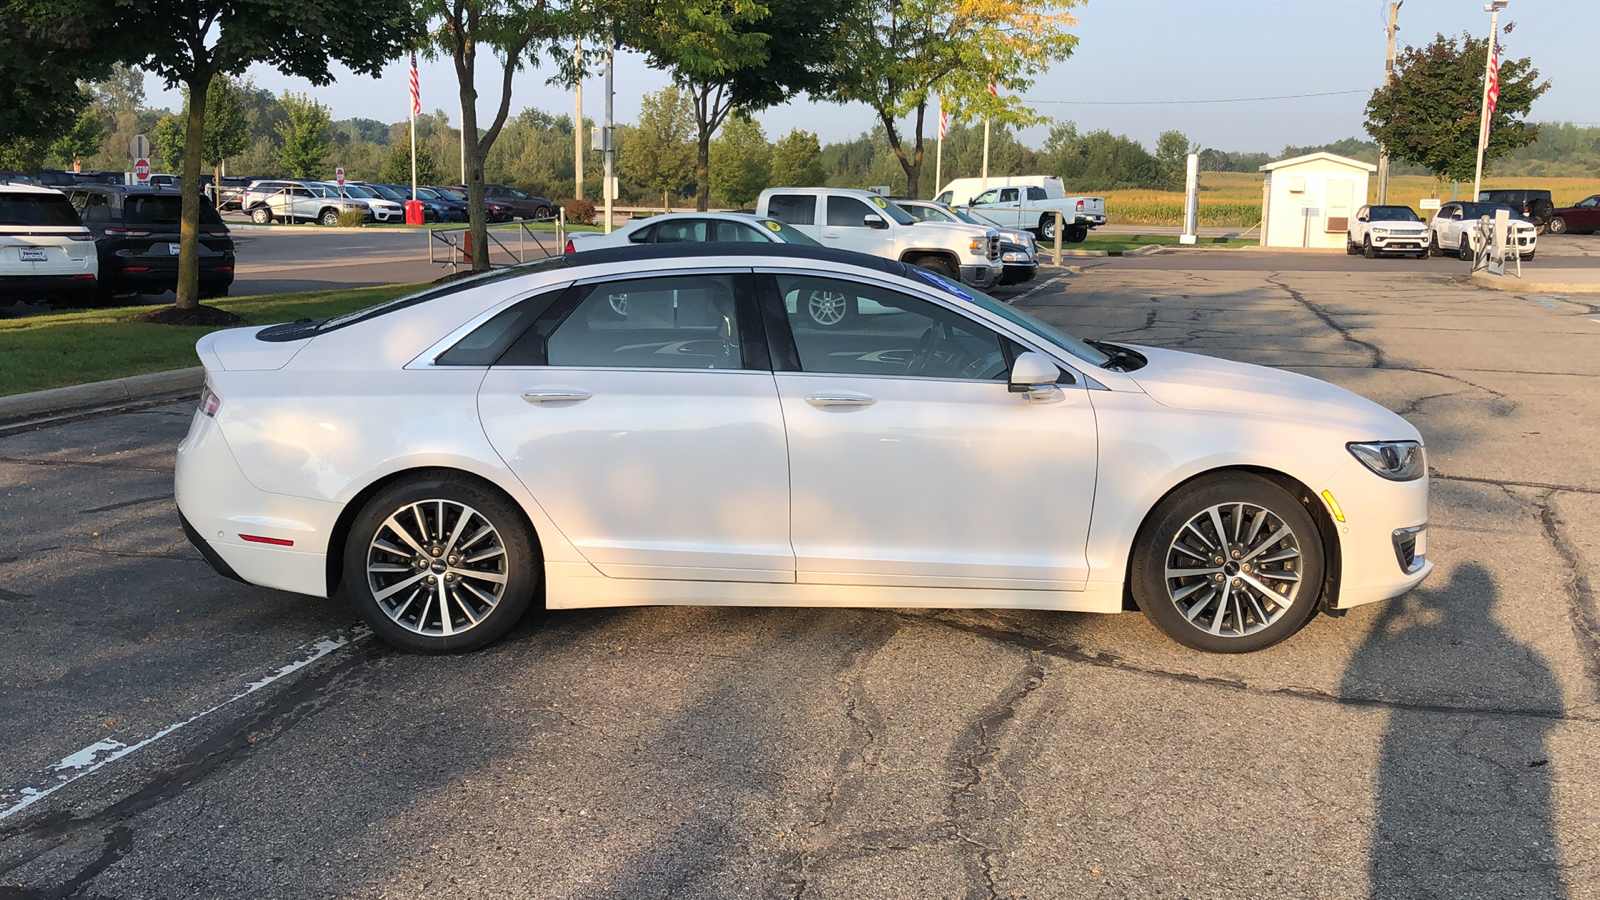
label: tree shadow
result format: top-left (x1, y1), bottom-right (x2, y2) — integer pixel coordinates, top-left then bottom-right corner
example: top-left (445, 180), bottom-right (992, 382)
top-left (1342, 562), bottom-right (1565, 899)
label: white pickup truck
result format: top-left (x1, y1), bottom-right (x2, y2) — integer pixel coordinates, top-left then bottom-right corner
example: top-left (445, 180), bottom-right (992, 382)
top-left (935, 176), bottom-right (1106, 243)
top-left (756, 188), bottom-right (1004, 289)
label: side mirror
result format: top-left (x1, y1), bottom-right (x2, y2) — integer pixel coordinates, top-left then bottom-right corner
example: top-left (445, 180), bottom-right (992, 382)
top-left (1358, 214), bottom-right (1368, 222)
top-left (863, 214), bottom-right (888, 229)
top-left (1009, 351), bottom-right (1061, 402)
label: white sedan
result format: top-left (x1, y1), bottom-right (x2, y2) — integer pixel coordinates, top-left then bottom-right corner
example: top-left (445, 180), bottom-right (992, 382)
top-left (565, 212), bottom-right (820, 252)
top-left (175, 244), bottom-right (1431, 654)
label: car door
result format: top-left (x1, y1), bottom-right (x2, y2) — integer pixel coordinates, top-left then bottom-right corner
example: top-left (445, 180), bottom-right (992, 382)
top-left (1574, 196), bottom-right (1600, 230)
top-left (820, 195), bottom-right (894, 257)
top-left (969, 188), bottom-right (1014, 228)
top-left (759, 270), bottom-right (1098, 589)
top-left (476, 271), bottom-right (794, 582)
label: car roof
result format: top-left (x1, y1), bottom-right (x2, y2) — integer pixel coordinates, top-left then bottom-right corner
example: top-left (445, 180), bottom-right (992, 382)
top-left (627, 212), bottom-right (778, 224)
top-left (0, 184), bottom-right (69, 196)
top-left (521, 242), bottom-right (911, 279)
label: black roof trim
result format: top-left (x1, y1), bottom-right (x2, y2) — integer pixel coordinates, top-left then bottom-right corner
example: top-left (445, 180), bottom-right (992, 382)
top-left (562, 241), bottom-right (912, 278)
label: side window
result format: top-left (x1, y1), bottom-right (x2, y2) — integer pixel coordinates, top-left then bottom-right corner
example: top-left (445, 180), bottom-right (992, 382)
top-left (435, 300), bottom-right (546, 366)
top-left (542, 275), bottom-right (744, 370)
top-left (653, 219), bottom-right (707, 243)
top-left (1027, 187), bottom-right (1048, 201)
top-left (776, 274), bottom-right (1009, 381)
top-left (767, 194), bottom-right (816, 226)
top-left (291, 187), bottom-right (312, 198)
top-left (972, 189), bottom-right (1000, 205)
top-left (627, 223), bottom-right (655, 243)
top-left (826, 196), bottom-right (877, 227)
top-left (718, 221), bottom-right (771, 243)
top-left (1579, 198), bottom-right (1598, 208)
top-left (999, 188), bottom-right (1019, 203)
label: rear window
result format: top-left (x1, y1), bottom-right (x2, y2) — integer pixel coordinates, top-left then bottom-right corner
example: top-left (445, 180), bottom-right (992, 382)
top-left (124, 195), bottom-right (223, 225)
top-left (0, 192), bottom-right (82, 227)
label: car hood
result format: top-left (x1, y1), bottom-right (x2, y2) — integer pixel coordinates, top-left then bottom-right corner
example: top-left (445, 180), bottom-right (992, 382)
top-left (1122, 345), bottom-right (1417, 438)
top-left (1372, 221), bottom-right (1426, 229)
top-left (909, 221), bottom-right (995, 239)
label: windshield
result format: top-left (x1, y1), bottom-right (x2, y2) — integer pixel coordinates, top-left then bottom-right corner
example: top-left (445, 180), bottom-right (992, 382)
top-left (1368, 206), bottom-right (1420, 222)
top-left (368, 184), bottom-right (406, 201)
top-left (860, 194), bottom-right (916, 225)
top-left (1458, 202), bottom-right (1523, 220)
top-left (760, 218), bottom-right (821, 246)
top-left (909, 268), bottom-right (1112, 367)
top-left (433, 187), bottom-right (466, 201)
top-left (341, 184), bottom-right (377, 199)
top-left (953, 208), bottom-right (1002, 228)
top-left (904, 204), bottom-right (956, 223)
top-left (416, 188), bottom-right (444, 201)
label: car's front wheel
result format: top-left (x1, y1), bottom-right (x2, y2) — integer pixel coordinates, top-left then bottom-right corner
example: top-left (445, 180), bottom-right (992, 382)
top-left (250, 206), bottom-right (272, 225)
top-left (1363, 236), bottom-right (1376, 259)
top-left (343, 473), bottom-right (539, 653)
top-left (1131, 473), bottom-right (1324, 653)
top-left (320, 208), bottom-right (342, 227)
top-left (1547, 216), bottom-right (1567, 235)
top-left (1429, 232), bottom-right (1442, 257)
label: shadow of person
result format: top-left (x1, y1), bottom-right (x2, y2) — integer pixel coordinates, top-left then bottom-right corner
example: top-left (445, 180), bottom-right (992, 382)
top-left (1342, 562), bottom-right (1565, 899)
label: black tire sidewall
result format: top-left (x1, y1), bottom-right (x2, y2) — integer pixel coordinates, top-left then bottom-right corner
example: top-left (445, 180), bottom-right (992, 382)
top-left (917, 258), bottom-right (958, 281)
top-left (1131, 474), bottom-right (1325, 653)
top-left (342, 474), bottom-right (539, 653)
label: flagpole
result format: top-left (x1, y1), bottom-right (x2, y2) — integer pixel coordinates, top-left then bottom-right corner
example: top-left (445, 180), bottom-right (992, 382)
top-left (408, 52), bottom-right (419, 203)
top-left (1472, 1), bottom-right (1506, 201)
top-left (981, 118), bottom-right (990, 190)
top-left (934, 100), bottom-right (943, 201)
top-left (410, 113), bottom-right (418, 202)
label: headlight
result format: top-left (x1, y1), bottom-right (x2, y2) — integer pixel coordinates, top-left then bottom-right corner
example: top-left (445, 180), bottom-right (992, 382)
top-left (967, 238), bottom-right (985, 254)
top-left (1002, 252), bottom-right (1027, 262)
top-left (1347, 441), bottom-right (1426, 481)
top-left (1371, 227), bottom-right (1388, 235)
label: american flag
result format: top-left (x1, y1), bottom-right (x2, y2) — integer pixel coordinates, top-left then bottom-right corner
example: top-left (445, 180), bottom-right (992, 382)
top-left (1479, 42), bottom-right (1499, 150)
top-left (939, 104), bottom-right (949, 139)
top-left (409, 52), bottom-right (421, 117)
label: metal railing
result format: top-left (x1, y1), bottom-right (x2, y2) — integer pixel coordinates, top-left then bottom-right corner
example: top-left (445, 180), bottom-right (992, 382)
top-left (428, 209), bottom-right (567, 272)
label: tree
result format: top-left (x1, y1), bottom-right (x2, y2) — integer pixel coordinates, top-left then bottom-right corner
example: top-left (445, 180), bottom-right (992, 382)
top-left (0, 8), bottom-right (129, 152)
top-left (822, 0), bottom-right (1083, 198)
top-left (1154, 130), bottom-right (1191, 190)
top-left (620, 0), bottom-right (854, 210)
top-left (276, 92), bottom-right (333, 179)
top-left (1365, 31), bottom-right (1550, 183)
top-left (424, 0), bottom-right (578, 272)
top-left (769, 128), bottom-right (825, 186)
top-left (152, 74), bottom-right (251, 186)
top-left (50, 109), bottom-right (105, 172)
top-left (380, 140), bottom-right (442, 185)
top-left (619, 85), bottom-right (696, 209)
top-left (709, 114), bottom-right (768, 207)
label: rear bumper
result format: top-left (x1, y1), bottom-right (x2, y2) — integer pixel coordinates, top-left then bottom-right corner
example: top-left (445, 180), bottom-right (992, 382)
top-left (110, 260), bottom-right (234, 291)
top-left (0, 273), bottom-right (98, 297)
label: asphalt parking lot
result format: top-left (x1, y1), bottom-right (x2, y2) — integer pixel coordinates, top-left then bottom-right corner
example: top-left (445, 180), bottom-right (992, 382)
top-left (2, 257), bottom-right (1598, 898)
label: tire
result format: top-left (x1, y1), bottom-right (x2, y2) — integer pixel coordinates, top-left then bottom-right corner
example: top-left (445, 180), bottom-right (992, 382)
top-left (1038, 215), bottom-right (1057, 242)
top-left (1362, 236), bottom-right (1376, 259)
top-left (1547, 216), bottom-right (1567, 235)
top-left (342, 472), bottom-right (539, 653)
top-left (1459, 236), bottom-right (1472, 261)
top-left (1066, 225), bottom-right (1089, 243)
top-left (320, 207), bottom-right (341, 227)
top-left (1346, 238), bottom-right (1358, 255)
top-left (1428, 232), bottom-right (1442, 257)
top-left (200, 285), bottom-right (230, 300)
top-left (1523, 251), bottom-right (1535, 261)
top-left (914, 256), bottom-right (959, 281)
top-left (534, 205), bottom-right (554, 220)
top-left (1130, 473), bottom-right (1325, 653)
top-left (250, 206), bottom-right (272, 225)
top-left (804, 289), bottom-right (855, 327)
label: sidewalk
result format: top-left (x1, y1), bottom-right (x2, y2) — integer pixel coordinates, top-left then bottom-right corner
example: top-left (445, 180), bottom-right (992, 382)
top-left (1472, 267), bottom-right (1600, 293)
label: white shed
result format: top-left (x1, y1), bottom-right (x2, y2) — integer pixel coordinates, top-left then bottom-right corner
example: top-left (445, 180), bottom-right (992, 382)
top-left (1259, 152), bottom-right (1376, 249)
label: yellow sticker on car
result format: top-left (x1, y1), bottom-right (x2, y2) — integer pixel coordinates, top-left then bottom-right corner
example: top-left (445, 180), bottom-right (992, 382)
top-left (872, 196), bottom-right (888, 208)
top-left (764, 220), bottom-right (782, 232)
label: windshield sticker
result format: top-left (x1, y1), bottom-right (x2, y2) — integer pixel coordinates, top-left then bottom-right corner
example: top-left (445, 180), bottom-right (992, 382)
top-left (763, 219), bottom-right (782, 232)
top-left (913, 267), bottom-right (973, 300)
top-left (872, 196), bottom-right (889, 208)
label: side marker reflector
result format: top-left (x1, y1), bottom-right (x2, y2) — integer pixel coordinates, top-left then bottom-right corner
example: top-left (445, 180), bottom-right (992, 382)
top-left (240, 534), bottom-right (294, 547)
top-left (1321, 490), bottom-right (1346, 523)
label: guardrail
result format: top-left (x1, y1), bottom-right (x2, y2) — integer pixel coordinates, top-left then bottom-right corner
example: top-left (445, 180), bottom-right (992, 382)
top-left (428, 210), bottom-right (567, 272)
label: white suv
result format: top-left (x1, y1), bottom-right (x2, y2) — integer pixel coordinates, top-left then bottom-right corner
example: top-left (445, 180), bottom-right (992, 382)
top-left (0, 185), bottom-right (99, 304)
top-left (1346, 205), bottom-right (1429, 259)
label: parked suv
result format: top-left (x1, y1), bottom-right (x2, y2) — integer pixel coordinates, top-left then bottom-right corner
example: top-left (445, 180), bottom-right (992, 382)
top-left (1476, 189), bottom-right (1554, 231)
top-left (477, 184), bottom-right (554, 220)
top-left (65, 184), bottom-right (235, 299)
top-left (0, 185), bottom-right (99, 303)
top-left (1428, 201), bottom-right (1536, 261)
top-left (1346, 204), bottom-right (1429, 258)
top-left (241, 179), bottom-right (366, 225)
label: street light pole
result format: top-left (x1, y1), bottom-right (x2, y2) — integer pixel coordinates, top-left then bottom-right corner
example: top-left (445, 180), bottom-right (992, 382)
top-left (574, 38), bottom-right (584, 202)
top-left (1376, 0), bottom-right (1402, 205)
top-left (1471, 0), bottom-right (1507, 203)
top-left (603, 37), bottom-right (615, 234)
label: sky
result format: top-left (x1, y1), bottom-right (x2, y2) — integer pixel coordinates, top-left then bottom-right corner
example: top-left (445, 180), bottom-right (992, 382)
top-left (145, 0), bottom-right (1597, 155)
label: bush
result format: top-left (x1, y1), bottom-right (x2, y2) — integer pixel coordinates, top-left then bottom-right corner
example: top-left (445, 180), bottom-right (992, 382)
top-left (560, 198), bottom-right (595, 225)
top-left (336, 210), bottom-right (367, 228)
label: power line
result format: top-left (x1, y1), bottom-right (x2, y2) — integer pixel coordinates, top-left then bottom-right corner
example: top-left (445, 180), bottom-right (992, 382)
top-left (1020, 90), bottom-right (1369, 106)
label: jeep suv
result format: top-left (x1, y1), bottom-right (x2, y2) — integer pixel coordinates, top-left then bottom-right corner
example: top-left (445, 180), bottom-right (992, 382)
top-left (65, 184), bottom-right (235, 299)
top-left (1477, 189), bottom-right (1555, 231)
top-left (241, 179), bottom-right (366, 225)
top-left (0, 185), bottom-right (99, 303)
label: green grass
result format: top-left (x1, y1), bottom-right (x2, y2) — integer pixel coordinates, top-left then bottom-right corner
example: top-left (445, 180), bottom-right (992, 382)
top-left (1075, 233), bottom-right (1256, 253)
top-left (0, 284), bottom-right (420, 397)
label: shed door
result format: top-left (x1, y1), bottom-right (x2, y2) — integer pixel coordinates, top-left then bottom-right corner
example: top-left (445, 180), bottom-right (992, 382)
top-left (1326, 180), bottom-right (1354, 233)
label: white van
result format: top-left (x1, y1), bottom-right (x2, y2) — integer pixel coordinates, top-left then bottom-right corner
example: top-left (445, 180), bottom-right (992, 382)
top-left (0, 185), bottom-right (99, 304)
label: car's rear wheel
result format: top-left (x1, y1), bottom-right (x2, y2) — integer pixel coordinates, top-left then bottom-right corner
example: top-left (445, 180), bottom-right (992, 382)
top-left (1131, 473), bottom-right (1324, 653)
top-left (1066, 224), bottom-right (1089, 243)
top-left (1547, 216), bottom-right (1567, 235)
top-left (343, 473), bottom-right (539, 653)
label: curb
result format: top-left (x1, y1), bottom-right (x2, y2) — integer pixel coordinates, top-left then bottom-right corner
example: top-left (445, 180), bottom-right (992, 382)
top-left (1470, 272), bottom-right (1600, 293)
top-left (1121, 244), bottom-right (1166, 257)
top-left (0, 367), bottom-right (203, 423)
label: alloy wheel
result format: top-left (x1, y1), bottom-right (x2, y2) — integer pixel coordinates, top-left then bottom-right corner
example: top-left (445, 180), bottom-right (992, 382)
top-left (807, 290), bottom-right (850, 326)
top-left (366, 499), bottom-right (508, 637)
top-left (1163, 502), bottom-right (1303, 638)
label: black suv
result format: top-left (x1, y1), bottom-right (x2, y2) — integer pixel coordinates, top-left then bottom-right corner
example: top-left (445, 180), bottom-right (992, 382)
top-left (1477, 189), bottom-right (1555, 231)
top-left (64, 185), bottom-right (235, 299)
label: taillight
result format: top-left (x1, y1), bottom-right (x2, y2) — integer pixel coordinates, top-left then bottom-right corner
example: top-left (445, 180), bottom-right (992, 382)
top-left (564, 239), bottom-right (576, 254)
top-left (1076, 199), bottom-right (1085, 212)
top-left (105, 227), bottom-right (153, 236)
top-left (199, 384), bottom-right (222, 417)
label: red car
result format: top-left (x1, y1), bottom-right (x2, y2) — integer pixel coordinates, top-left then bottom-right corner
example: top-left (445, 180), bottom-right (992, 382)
top-left (1548, 195), bottom-right (1600, 235)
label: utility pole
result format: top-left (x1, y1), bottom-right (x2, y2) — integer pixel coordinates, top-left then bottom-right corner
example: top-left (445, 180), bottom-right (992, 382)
top-left (574, 38), bottom-right (584, 202)
top-left (603, 37), bottom-right (615, 233)
top-left (1472, 0), bottom-right (1507, 203)
top-left (1376, 0), bottom-right (1402, 204)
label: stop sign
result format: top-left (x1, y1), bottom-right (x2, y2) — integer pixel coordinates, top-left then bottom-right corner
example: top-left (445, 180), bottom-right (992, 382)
top-left (336, 167), bottom-right (345, 187)
top-left (133, 158), bottom-right (151, 184)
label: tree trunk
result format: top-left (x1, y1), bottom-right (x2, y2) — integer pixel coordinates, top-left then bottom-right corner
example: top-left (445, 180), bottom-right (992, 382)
top-left (457, 46), bottom-right (488, 274)
top-left (175, 74), bottom-right (211, 310)
top-left (695, 124), bottom-right (710, 212)
top-left (878, 109), bottom-right (922, 200)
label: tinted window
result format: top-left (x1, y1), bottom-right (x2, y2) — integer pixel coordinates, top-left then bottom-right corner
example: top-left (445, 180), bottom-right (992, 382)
top-left (999, 188), bottom-right (1019, 202)
top-left (653, 219), bottom-right (707, 243)
top-left (827, 196), bottom-right (879, 227)
top-left (1027, 187), bottom-right (1048, 201)
top-left (777, 274), bottom-right (1008, 381)
top-left (436, 300), bottom-right (547, 366)
top-left (544, 275), bottom-right (744, 370)
top-left (904, 204), bottom-right (955, 223)
top-left (767, 194), bottom-right (816, 226)
top-left (0, 192), bottom-right (82, 226)
top-left (124, 195), bottom-right (223, 224)
top-left (1368, 206), bottom-right (1420, 222)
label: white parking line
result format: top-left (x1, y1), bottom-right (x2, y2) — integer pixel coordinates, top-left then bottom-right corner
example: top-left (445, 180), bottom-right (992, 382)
top-left (0, 629), bottom-right (366, 822)
top-left (1009, 274), bottom-right (1067, 305)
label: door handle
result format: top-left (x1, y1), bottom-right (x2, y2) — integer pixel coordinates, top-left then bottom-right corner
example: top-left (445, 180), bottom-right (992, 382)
top-left (521, 389), bottom-right (592, 404)
top-left (822, 231), bottom-right (840, 239)
top-left (804, 393), bottom-right (875, 408)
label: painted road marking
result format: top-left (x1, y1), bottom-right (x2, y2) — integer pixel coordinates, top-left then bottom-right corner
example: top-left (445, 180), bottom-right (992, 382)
top-left (0, 629), bottom-right (367, 822)
top-left (1009, 275), bottom-right (1067, 305)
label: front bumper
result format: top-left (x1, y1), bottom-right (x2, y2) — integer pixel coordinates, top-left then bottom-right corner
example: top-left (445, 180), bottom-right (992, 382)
top-left (959, 262), bottom-right (1004, 288)
top-left (1370, 233), bottom-right (1428, 252)
top-left (175, 407), bottom-right (340, 598)
top-left (1316, 460), bottom-right (1432, 609)
top-left (1000, 261), bottom-right (1039, 285)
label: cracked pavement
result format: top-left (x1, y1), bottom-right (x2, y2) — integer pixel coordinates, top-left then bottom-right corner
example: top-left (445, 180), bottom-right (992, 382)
top-left (2, 254), bottom-right (1599, 898)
